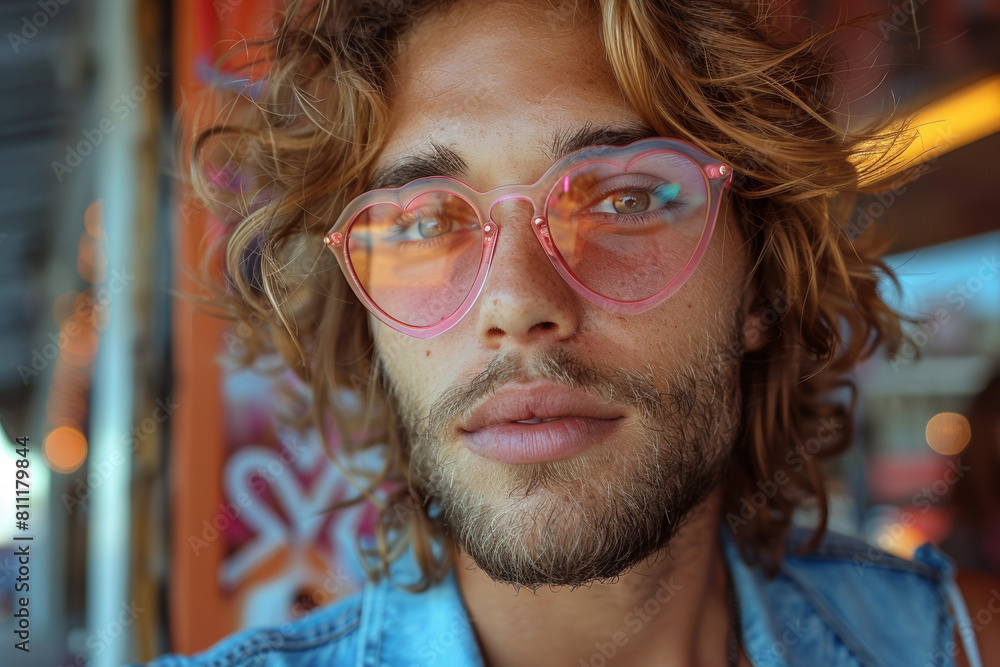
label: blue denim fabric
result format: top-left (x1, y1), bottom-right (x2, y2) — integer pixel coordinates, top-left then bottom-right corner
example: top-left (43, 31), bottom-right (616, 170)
top-left (145, 528), bottom-right (980, 666)
top-left (723, 529), bottom-right (980, 667)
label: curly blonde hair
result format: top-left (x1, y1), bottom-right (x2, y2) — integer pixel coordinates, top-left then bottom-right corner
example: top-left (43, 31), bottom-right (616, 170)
top-left (188, 0), bottom-right (913, 588)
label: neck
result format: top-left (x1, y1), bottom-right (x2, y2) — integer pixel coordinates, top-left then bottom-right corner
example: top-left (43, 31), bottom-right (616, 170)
top-left (452, 490), bottom-right (736, 667)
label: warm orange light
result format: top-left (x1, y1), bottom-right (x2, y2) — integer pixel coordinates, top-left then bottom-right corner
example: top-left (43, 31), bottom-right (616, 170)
top-left (77, 234), bottom-right (107, 284)
top-left (877, 523), bottom-right (928, 559)
top-left (52, 290), bottom-right (79, 324)
top-left (44, 426), bottom-right (89, 474)
top-left (60, 320), bottom-right (98, 366)
top-left (73, 295), bottom-right (107, 332)
top-left (74, 289), bottom-right (94, 314)
top-left (46, 388), bottom-right (89, 425)
top-left (925, 412), bottom-right (972, 455)
top-left (84, 200), bottom-right (103, 238)
top-left (904, 76), bottom-right (1000, 163)
top-left (856, 75), bottom-right (1000, 184)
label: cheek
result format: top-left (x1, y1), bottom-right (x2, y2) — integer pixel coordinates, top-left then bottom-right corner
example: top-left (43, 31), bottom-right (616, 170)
top-left (685, 218), bottom-right (749, 317)
top-left (597, 251), bottom-right (744, 363)
top-left (372, 323), bottom-right (453, 407)
top-left (373, 326), bottom-right (418, 380)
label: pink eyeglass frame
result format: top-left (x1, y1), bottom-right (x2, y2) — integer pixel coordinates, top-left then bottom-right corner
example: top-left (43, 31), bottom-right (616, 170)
top-left (323, 137), bottom-right (734, 339)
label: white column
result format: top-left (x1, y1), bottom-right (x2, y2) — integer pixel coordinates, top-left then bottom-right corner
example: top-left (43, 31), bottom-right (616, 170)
top-left (86, 0), bottom-right (138, 665)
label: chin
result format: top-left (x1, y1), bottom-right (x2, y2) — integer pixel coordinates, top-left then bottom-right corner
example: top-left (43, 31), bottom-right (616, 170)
top-left (422, 431), bottom-right (726, 589)
top-left (399, 336), bottom-right (744, 588)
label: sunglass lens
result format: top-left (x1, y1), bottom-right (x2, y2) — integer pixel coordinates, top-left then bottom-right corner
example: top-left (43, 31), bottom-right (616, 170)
top-left (545, 151), bottom-right (711, 302)
top-left (346, 191), bottom-right (483, 327)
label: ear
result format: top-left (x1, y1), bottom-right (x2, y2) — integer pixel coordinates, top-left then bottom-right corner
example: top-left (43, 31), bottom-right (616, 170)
top-left (739, 286), bottom-right (773, 353)
top-left (741, 310), bottom-right (769, 353)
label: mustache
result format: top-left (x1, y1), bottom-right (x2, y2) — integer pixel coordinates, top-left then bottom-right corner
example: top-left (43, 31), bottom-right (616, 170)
top-left (421, 347), bottom-right (679, 439)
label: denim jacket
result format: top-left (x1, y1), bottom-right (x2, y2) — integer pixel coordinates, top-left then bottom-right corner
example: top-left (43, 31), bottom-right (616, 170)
top-left (146, 528), bottom-right (982, 667)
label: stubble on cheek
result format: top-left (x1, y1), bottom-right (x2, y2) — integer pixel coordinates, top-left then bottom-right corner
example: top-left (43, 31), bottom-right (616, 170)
top-left (371, 308), bottom-right (747, 589)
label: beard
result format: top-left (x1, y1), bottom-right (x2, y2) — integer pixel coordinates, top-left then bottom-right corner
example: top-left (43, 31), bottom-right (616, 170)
top-left (379, 327), bottom-right (744, 591)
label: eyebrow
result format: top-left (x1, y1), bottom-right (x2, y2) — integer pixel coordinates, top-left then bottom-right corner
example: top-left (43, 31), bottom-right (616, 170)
top-left (368, 143), bottom-right (468, 191)
top-left (548, 122), bottom-right (657, 160)
top-left (367, 122), bottom-right (657, 191)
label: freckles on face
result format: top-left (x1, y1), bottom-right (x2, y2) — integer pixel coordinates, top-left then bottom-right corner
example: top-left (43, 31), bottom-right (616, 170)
top-left (352, 0), bottom-right (757, 590)
top-left (369, 0), bottom-right (750, 405)
top-left (382, 1), bottom-right (635, 183)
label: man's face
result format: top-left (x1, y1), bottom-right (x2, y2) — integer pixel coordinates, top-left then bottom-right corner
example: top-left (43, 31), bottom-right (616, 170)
top-left (369, 0), bottom-right (753, 588)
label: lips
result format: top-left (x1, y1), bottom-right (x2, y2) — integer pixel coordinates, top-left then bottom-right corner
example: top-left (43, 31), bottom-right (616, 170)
top-left (459, 381), bottom-right (625, 464)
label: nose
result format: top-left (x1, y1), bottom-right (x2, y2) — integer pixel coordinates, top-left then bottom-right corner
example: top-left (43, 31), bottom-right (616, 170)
top-left (474, 198), bottom-right (581, 349)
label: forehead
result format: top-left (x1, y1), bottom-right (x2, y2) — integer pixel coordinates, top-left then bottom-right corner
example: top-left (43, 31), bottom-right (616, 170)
top-left (381, 0), bottom-right (643, 171)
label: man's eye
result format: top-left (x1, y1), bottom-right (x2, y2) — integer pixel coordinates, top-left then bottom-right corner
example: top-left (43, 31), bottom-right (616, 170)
top-left (417, 217), bottom-right (452, 238)
top-left (611, 191), bottom-right (651, 214)
top-left (592, 182), bottom-right (681, 216)
top-left (394, 208), bottom-right (456, 238)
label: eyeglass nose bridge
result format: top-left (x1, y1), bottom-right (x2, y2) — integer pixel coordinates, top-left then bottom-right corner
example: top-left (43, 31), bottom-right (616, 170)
top-left (485, 194), bottom-right (559, 258)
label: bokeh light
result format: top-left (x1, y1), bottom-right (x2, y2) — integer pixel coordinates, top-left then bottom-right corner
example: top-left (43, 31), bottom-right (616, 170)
top-left (52, 289), bottom-right (79, 323)
top-left (925, 412), bottom-right (972, 455)
top-left (875, 522), bottom-right (929, 559)
top-left (44, 426), bottom-right (89, 474)
top-left (77, 234), bottom-right (107, 284)
top-left (61, 318), bottom-right (99, 365)
top-left (84, 200), bottom-right (103, 238)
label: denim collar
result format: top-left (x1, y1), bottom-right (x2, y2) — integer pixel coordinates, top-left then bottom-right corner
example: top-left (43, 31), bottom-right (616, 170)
top-left (357, 527), bottom-right (968, 667)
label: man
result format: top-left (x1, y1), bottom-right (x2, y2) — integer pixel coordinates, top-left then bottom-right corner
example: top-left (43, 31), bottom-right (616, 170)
top-left (156, 0), bottom-right (995, 665)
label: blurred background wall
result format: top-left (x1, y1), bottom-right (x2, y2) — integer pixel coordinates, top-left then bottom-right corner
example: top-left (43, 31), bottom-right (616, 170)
top-left (0, 1), bottom-right (997, 665)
